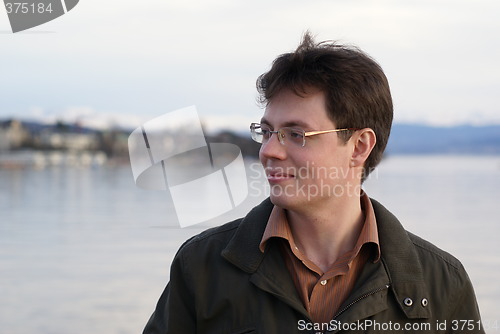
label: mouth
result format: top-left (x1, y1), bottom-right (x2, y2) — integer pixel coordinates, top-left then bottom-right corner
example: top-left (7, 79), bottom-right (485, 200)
top-left (266, 170), bottom-right (295, 183)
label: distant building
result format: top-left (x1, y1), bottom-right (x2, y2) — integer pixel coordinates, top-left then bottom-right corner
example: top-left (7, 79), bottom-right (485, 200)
top-left (0, 128), bottom-right (8, 152)
top-left (0, 119), bottom-right (30, 151)
top-left (37, 130), bottom-right (100, 151)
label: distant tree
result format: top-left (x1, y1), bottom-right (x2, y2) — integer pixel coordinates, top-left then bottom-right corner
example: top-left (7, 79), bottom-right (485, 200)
top-left (55, 120), bottom-right (69, 133)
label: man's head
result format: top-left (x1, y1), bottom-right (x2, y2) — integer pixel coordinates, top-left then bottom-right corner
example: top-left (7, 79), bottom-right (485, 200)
top-left (256, 32), bottom-right (393, 181)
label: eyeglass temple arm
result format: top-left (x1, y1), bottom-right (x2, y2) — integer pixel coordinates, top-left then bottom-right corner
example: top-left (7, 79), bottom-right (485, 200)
top-left (304, 128), bottom-right (357, 137)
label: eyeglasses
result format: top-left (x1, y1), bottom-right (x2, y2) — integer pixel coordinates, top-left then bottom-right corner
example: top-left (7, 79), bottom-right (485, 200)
top-left (250, 123), bottom-right (357, 147)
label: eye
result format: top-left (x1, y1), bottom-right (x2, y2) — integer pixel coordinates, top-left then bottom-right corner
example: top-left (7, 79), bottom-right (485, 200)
top-left (260, 125), bottom-right (272, 137)
top-left (288, 128), bottom-right (304, 139)
top-left (281, 128), bottom-right (304, 145)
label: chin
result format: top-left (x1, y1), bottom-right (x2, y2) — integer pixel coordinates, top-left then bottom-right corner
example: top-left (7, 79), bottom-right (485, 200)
top-left (268, 186), bottom-right (307, 210)
top-left (268, 187), bottom-right (291, 208)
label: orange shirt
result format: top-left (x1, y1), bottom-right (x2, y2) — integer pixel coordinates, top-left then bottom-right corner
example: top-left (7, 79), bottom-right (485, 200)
top-left (259, 192), bottom-right (380, 323)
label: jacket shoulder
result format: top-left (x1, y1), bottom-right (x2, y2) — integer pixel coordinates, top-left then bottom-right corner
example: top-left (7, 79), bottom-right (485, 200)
top-left (407, 231), bottom-right (465, 272)
top-left (171, 198), bottom-right (273, 276)
top-left (407, 230), bottom-right (475, 307)
top-left (177, 218), bottom-right (243, 255)
top-left (176, 197), bottom-right (273, 258)
top-left (406, 231), bottom-right (483, 322)
top-left (371, 197), bottom-right (467, 274)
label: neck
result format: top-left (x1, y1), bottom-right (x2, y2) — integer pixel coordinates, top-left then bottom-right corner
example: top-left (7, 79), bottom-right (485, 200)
top-left (286, 195), bottom-right (364, 272)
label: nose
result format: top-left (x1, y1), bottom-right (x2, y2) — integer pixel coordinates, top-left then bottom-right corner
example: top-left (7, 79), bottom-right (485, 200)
top-left (259, 131), bottom-right (287, 161)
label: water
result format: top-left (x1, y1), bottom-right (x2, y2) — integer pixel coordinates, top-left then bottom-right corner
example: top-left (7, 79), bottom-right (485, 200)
top-left (1, 155), bottom-right (499, 333)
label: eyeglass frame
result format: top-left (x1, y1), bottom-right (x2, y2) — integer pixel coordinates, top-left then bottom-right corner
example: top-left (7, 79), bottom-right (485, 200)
top-left (250, 122), bottom-right (358, 147)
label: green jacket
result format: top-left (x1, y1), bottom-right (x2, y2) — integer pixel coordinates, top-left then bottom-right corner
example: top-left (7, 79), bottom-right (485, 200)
top-left (144, 198), bottom-right (484, 334)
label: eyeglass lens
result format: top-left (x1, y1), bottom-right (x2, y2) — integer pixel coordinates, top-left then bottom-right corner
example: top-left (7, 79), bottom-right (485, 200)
top-left (251, 124), bottom-right (305, 146)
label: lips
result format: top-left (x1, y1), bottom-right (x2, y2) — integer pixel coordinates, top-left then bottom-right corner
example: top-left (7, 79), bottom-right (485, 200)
top-left (266, 169), bottom-right (295, 183)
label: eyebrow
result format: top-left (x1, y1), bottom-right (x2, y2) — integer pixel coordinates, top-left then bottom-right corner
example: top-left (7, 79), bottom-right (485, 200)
top-left (260, 117), bottom-right (312, 129)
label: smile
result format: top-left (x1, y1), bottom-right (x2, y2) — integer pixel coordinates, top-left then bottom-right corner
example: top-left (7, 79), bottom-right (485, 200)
top-left (266, 170), bottom-right (295, 183)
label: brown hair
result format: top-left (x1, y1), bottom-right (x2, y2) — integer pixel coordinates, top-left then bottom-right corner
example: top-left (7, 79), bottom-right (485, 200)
top-left (256, 32), bottom-right (393, 181)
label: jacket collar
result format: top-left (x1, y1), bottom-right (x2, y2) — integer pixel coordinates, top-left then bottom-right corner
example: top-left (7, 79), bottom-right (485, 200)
top-left (221, 198), bottom-right (273, 273)
top-left (222, 197), bottom-right (431, 319)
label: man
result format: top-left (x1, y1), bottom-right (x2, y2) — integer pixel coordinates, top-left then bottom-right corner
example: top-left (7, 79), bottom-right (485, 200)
top-left (143, 33), bottom-right (484, 333)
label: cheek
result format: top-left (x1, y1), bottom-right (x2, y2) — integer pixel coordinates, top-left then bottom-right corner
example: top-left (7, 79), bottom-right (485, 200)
top-left (299, 154), bottom-right (347, 182)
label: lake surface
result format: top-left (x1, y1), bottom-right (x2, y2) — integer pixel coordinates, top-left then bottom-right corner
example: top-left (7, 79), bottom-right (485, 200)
top-left (1, 155), bottom-right (499, 333)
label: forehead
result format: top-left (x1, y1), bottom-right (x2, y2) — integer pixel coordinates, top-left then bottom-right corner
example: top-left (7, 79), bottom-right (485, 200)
top-left (261, 89), bottom-right (334, 128)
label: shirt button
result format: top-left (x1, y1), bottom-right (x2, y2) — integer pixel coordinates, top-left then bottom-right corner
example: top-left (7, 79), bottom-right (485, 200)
top-left (320, 280), bottom-right (327, 286)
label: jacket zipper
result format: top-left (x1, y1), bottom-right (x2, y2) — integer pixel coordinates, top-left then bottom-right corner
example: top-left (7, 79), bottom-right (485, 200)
top-left (331, 284), bottom-right (390, 322)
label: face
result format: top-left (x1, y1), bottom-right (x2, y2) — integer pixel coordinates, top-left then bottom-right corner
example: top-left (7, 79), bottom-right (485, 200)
top-left (259, 89), bottom-right (357, 211)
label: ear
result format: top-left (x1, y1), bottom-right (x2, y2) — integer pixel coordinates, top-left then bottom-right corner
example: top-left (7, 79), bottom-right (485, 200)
top-left (350, 128), bottom-right (376, 167)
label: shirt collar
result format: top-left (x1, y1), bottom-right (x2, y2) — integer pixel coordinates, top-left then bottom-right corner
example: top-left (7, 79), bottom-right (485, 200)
top-left (259, 191), bottom-right (381, 262)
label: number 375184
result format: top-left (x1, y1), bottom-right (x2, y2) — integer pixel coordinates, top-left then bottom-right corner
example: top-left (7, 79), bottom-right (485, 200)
top-left (5, 2), bottom-right (54, 14)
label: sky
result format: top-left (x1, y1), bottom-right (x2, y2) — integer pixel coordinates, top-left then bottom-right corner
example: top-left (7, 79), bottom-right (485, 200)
top-left (1, 0), bottom-right (500, 133)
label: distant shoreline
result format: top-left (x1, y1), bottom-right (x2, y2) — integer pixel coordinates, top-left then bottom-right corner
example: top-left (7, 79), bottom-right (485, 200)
top-left (2, 119), bottom-right (500, 161)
